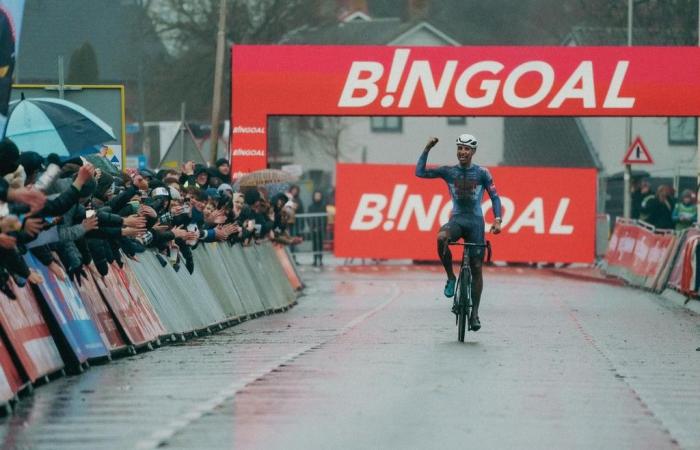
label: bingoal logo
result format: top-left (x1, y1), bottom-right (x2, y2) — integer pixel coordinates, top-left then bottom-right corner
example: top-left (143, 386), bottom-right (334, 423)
top-left (349, 184), bottom-right (574, 235)
top-left (338, 48), bottom-right (635, 110)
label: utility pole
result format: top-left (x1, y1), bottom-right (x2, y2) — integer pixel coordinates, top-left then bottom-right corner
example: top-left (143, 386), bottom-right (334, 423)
top-left (623, 0), bottom-right (634, 218)
top-left (209, 0), bottom-right (227, 165)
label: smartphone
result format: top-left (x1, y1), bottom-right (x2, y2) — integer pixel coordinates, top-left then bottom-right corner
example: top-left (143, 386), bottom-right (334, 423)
top-left (86, 210), bottom-right (96, 219)
top-left (34, 164), bottom-right (60, 192)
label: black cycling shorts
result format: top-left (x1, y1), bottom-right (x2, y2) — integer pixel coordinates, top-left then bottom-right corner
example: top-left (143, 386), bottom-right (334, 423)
top-left (440, 214), bottom-right (485, 258)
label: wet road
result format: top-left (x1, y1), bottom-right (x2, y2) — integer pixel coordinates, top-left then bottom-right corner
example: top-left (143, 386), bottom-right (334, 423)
top-left (0, 265), bottom-right (699, 450)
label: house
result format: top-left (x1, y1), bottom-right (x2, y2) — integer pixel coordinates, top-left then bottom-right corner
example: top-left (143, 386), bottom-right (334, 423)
top-left (273, 12), bottom-right (505, 186)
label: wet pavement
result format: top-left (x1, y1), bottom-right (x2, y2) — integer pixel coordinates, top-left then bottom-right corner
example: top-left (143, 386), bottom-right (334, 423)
top-left (0, 265), bottom-right (699, 450)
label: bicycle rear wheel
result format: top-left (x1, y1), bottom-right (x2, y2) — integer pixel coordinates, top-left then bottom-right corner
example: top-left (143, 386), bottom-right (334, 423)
top-left (457, 269), bottom-right (471, 342)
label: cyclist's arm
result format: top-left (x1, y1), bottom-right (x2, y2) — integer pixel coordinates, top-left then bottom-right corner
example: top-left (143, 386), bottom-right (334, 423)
top-left (415, 148), bottom-right (445, 179)
top-left (483, 168), bottom-right (502, 220)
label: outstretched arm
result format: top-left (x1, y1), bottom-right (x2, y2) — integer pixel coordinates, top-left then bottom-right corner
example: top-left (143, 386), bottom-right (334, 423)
top-left (483, 169), bottom-right (502, 233)
top-left (415, 137), bottom-right (443, 178)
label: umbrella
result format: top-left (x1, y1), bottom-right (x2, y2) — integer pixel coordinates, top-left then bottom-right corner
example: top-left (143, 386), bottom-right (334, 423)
top-left (236, 169), bottom-right (298, 188)
top-left (5, 97), bottom-right (116, 157)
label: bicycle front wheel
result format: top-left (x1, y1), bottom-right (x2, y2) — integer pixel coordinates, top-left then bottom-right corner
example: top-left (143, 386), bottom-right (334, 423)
top-left (457, 269), bottom-right (471, 342)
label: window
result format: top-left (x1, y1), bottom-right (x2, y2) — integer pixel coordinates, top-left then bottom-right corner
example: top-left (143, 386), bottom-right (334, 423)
top-left (447, 116), bottom-right (466, 126)
top-left (668, 117), bottom-right (698, 145)
top-left (370, 116), bottom-right (402, 133)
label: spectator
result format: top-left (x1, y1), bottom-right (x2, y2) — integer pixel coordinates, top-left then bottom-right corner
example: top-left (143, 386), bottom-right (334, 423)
top-left (212, 158), bottom-right (230, 183)
top-left (631, 178), bottom-right (652, 220)
top-left (642, 184), bottom-right (674, 229)
top-left (0, 136), bottom-right (302, 299)
top-left (672, 189), bottom-right (697, 231)
top-left (308, 190), bottom-right (327, 267)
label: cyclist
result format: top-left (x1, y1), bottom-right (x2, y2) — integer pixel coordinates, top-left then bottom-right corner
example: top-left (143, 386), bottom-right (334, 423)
top-left (415, 134), bottom-right (502, 331)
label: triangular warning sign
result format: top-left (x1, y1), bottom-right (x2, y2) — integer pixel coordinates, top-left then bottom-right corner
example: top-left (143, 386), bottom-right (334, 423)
top-left (622, 136), bottom-right (653, 164)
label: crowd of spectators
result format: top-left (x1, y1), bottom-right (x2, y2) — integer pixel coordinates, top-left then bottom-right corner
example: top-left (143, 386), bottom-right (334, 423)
top-left (631, 179), bottom-right (698, 231)
top-left (0, 137), bottom-right (303, 298)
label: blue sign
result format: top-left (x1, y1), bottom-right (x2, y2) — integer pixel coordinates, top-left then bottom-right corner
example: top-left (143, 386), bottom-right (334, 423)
top-left (25, 254), bottom-right (108, 361)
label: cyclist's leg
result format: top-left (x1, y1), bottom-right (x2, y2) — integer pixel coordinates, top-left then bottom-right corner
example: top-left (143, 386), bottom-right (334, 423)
top-left (463, 217), bottom-right (486, 327)
top-left (437, 220), bottom-right (462, 280)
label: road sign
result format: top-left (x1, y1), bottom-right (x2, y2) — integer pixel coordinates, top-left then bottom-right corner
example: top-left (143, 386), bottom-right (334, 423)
top-left (623, 136), bottom-right (653, 164)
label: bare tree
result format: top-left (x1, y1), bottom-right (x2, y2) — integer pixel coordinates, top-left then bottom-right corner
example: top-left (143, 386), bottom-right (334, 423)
top-left (145, 0), bottom-right (320, 121)
top-left (289, 116), bottom-right (352, 162)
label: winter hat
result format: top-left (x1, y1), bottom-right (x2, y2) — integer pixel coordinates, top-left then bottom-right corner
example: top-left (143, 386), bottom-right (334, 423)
top-left (217, 183), bottom-right (233, 194)
top-left (215, 158), bottom-right (229, 168)
top-left (0, 138), bottom-right (20, 176)
top-left (95, 172), bottom-right (115, 199)
top-left (243, 188), bottom-right (261, 206)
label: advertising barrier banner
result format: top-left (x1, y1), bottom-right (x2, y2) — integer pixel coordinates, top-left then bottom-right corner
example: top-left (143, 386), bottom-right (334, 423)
top-left (112, 263), bottom-right (166, 340)
top-left (94, 266), bottom-right (150, 347)
top-left (25, 254), bottom-right (108, 362)
top-left (75, 271), bottom-right (126, 352)
top-left (231, 45), bottom-right (700, 173)
top-left (335, 163), bottom-right (596, 262)
top-left (0, 335), bottom-right (23, 403)
top-left (605, 219), bottom-right (678, 291)
top-left (0, 280), bottom-right (63, 382)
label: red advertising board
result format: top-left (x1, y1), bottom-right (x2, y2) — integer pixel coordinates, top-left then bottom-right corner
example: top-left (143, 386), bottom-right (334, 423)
top-left (334, 163), bottom-right (596, 263)
top-left (0, 336), bottom-right (23, 403)
top-left (231, 45), bottom-right (700, 174)
top-left (75, 271), bottom-right (127, 352)
top-left (113, 263), bottom-right (166, 340)
top-left (0, 281), bottom-right (63, 382)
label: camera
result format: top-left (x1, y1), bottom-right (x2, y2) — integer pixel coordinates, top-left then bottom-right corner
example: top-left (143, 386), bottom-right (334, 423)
top-left (141, 231), bottom-right (154, 246)
top-left (158, 212), bottom-right (173, 226)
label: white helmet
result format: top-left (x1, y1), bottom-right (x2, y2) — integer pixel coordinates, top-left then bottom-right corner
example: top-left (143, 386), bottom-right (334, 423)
top-left (456, 133), bottom-right (478, 149)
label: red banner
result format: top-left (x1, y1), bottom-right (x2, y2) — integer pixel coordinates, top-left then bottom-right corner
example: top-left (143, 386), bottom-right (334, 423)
top-left (75, 271), bottom-right (127, 352)
top-left (231, 45), bottom-right (700, 174)
top-left (0, 281), bottom-right (63, 382)
top-left (334, 164), bottom-right (596, 262)
top-left (0, 335), bottom-right (23, 403)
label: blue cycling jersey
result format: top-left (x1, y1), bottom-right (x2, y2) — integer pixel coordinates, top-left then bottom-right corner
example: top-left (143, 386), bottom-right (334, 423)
top-left (415, 150), bottom-right (502, 218)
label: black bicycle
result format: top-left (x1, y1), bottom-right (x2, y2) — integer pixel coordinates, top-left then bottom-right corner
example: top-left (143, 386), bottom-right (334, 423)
top-left (449, 241), bottom-right (492, 342)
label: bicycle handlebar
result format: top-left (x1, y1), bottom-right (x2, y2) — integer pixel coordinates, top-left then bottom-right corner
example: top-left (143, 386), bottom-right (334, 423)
top-left (448, 240), bottom-right (492, 262)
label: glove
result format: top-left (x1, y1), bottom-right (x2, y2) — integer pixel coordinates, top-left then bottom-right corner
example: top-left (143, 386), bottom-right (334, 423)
top-left (0, 268), bottom-right (16, 300)
top-left (185, 258), bottom-right (194, 274)
top-left (69, 266), bottom-right (88, 287)
top-left (155, 253), bottom-right (168, 268)
top-left (95, 260), bottom-right (109, 277)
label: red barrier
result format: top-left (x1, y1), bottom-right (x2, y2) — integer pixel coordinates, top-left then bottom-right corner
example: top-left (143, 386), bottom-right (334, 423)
top-left (93, 266), bottom-right (151, 347)
top-left (113, 263), bottom-right (165, 340)
top-left (673, 231), bottom-right (700, 296)
top-left (605, 219), bottom-right (677, 291)
top-left (0, 335), bottom-right (25, 404)
top-left (0, 281), bottom-right (63, 382)
top-left (272, 244), bottom-right (303, 290)
top-left (75, 271), bottom-right (127, 352)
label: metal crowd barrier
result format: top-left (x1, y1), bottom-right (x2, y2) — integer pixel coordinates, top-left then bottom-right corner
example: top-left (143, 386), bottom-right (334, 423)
top-left (289, 212), bottom-right (333, 260)
top-left (0, 240), bottom-right (302, 412)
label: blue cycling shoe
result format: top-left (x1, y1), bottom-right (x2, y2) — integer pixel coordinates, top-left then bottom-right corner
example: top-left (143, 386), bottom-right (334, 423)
top-left (443, 278), bottom-right (456, 297)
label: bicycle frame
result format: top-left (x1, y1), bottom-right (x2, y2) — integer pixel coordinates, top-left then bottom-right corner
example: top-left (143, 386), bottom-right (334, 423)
top-left (449, 241), bottom-right (491, 341)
